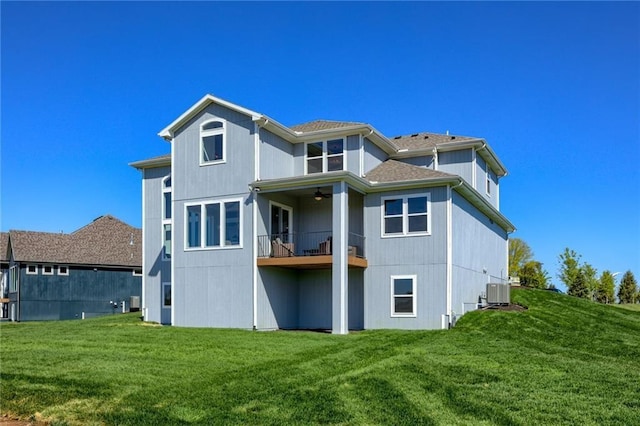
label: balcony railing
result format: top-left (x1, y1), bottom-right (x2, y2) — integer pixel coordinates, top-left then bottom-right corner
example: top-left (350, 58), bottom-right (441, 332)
top-left (258, 231), bottom-right (365, 259)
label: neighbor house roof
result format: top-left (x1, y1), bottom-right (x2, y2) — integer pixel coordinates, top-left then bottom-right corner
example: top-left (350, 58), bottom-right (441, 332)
top-left (0, 232), bottom-right (9, 263)
top-left (8, 215), bottom-right (141, 268)
top-left (365, 160), bottom-right (457, 183)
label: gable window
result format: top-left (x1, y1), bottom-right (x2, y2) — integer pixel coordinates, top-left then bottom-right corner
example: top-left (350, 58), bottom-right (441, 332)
top-left (391, 275), bottom-right (416, 317)
top-left (486, 169), bottom-right (494, 197)
top-left (162, 174), bottom-right (172, 260)
top-left (185, 198), bottom-right (242, 250)
top-left (306, 138), bottom-right (344, 174)
top-left (26, 264), bottom-right (38, 275)
top-left (57, 265), bottom-right (69, 276)
top-left (200, 119), bottom-right (226, 165)
top-left (382, 194), bottom-right (430, 237)
top-left (42, 265), bottom-right (54, 275)
top-left (163, 283), bottom-right (172, 308)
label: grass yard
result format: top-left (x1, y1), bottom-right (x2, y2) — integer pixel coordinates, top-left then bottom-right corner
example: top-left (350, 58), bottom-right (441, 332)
top-left (617, 303), bottom-right (640, 312)
top-left (1, 288), bottom-right (639, 425)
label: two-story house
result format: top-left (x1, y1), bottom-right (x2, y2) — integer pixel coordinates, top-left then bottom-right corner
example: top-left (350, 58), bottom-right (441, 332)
top-left (131, 95), bottom-right (514, 334)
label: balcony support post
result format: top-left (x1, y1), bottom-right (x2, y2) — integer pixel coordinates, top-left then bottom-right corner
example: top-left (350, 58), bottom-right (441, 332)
top-left (332, 181), bottom-right (349, 334)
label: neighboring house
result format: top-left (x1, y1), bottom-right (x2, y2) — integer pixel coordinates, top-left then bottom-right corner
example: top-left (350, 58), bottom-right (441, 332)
top-left (1, 232), bottom-right (9, 318)
top-left (5, 215), bottom-right (142, 321)
top-left (131, 94), bottom-right (515, 334)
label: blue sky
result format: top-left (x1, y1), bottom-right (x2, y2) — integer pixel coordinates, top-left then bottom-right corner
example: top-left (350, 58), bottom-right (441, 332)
top-left (2, 2), bottom-right (638, 289)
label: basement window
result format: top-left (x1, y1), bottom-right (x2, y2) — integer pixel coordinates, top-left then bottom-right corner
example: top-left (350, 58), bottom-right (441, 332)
top-left (391, 275), bottom-right (416, 317)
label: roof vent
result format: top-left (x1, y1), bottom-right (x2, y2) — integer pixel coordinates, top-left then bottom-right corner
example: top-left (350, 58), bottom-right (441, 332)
top-left (424, 135), bottom-right (429, 139)
top-left (451, 136), bottom-right (456, 140)
top-left (411, 133), bottom-right (418, 137)
top-left (394, 136), bottom-right (401, 139)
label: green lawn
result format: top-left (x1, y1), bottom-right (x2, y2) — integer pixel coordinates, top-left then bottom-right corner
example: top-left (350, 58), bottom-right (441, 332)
top-left (617, 303), bottom-right (640, 312)
top-left (1, 288), bottom-right (639, 425)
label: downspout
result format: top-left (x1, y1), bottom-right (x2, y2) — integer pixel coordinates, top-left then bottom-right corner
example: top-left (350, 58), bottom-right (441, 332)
top-left (446, 179), bottom-right (464, 328)
top-left (432, 146), bottom-right (439, 170)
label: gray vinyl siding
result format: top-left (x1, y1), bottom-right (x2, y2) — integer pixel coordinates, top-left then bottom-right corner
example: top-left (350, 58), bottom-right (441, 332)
top-left (451, 191), bottom-right (508, 318)
top-left (398, 156), bottom-right (434, 169)
top-left (439, 149), bottom-right (473, 184)
top-left (363, 138), bottom-right (387, 175)
top-left (14, 265), bottom-right (141, 321)
top-left (260, 128), bottom-right (294, 180)
top-left (293, 143), bottom-right (305, 176)
top-left (476, 155), bottom-right (499, 209)
top-left (142, 166), bottom-right (171, 324)
top-left (257, 268), bottom-right (298, 330)
top-left (363, 187), bottom-right (449, 329)
top-left (346, 135), bottom-right (360, 175)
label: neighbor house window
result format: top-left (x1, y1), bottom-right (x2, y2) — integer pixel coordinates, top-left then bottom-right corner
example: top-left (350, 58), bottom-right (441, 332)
top-left (9, 266), bottom-right (18, 293)
top-left (26, 264), bottom-right (38, 275)
top-left (57, 265), bottom-right (69, 276)
top-left (185, 199), bottom-right (241, 249)
top-left (132, 269), bottom-right (142, 276)
top-left (382, 194), bottom-right (430, 237)
top-left (162, 174), bottom-right (172, 260)
top-left (306, 138), bottom-right (344, 174)
top-left (42, 265), bottom-right (54, 275)
top-left (391, 275), bottom-right (416, 317)
top-left (200, 119), bottom-right (226, 165)
top-left (163, 283), bottom-right (171, 308)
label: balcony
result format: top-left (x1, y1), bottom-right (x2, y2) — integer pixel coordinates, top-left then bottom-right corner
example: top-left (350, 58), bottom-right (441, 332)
top-left (257, 231), bottom-right (367, 269)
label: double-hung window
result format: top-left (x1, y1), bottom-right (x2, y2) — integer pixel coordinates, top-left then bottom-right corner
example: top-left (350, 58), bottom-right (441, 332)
top-left (162, 175), bottom-right (172, 260)
top-left (186, 199), bottom-right (241, 249)
top-left (391, 275), bottom-right (416, 317)
top-left (382, 194), bottom-right (430, 237)
top-left (163, 283), bottom-right (171, 308)
top-left (200, 119), bottom-right (226, 165)
top-left (306, 138), bottom-right (344, 174)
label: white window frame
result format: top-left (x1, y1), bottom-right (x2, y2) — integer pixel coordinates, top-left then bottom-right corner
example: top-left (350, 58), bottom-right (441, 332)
top-left (57, 265), bottom-right (69, 276)
top-left (132, 269), bottom-right (142, 276)
top-left (269, 201), bottom-right (293, 242)
top-left (486, 169), bottom-right (492, 197)
top-left (162, 282), bottom-right (171, 308)
top-left (381, 193), bottom-right (431, 238)
top-left (42, 265), bottom-right (54, 275)
top-left (162, 174), bottom-right (172, 261)
top-left (184, 197), bottom-right (243, 251)
top-left (390, 275), bottom-right (417, 317)
top-left (9, 265), bottom-right (19, 293)
top-left (26, 264), bottom-right (38, 275)
top-left (200, 118), bottom-right (226, 166)
top-left (304, 138), bottom-right (345, 174)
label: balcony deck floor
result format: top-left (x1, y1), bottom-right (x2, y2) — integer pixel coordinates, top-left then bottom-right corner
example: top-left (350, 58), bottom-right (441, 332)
top-left (257, 255), bottom-right (367, 269)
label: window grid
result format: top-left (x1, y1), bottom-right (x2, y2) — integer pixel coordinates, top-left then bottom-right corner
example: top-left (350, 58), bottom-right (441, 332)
top-left (185, 198), bottom-right (242, 250)
top-left (305, 138), bottom-right (344, 174)
top-left (200, 119), bottom-right (226, 165)
top-left (391, 275), bottom-right (417, 317)
top-left (382, 194), bottom-right (430, 237)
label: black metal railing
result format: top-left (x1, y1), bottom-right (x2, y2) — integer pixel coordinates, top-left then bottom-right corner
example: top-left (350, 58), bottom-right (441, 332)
top-left (258, 231), bottom-right (365, 259)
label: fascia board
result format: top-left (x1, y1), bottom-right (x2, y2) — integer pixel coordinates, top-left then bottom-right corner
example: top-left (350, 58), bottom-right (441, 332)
top-left (454, 182), bottom-right (516, 233)
top-left (158, 94), bottom-right (262, 141)
top-left (129, 156), bottom-right (171, 170)
top-left (390, 148), bottom-right (435, 159)
top-left (251, 171), bottom-right (370, 193)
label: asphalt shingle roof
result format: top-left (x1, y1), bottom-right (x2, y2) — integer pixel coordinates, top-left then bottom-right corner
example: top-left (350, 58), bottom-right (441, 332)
top-left (290, 120), bottom-right (366, 133)
top-left (0, 232), bottom-right (9, 263)
top-left (390, 132), bottom-right (478, 151)
top-left (9, 215), bottom-right (141, 267)
top-left (365, 160), bottom-right (457, 183)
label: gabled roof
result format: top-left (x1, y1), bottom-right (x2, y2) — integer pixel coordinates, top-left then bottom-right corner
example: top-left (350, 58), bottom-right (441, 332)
top-left (391, 132), bottom-right (477, 151)
top-left (130, 153), bottom-right (171, 170)
top-left (0, 232), bottom-right (9, 263)
top-left (8, 215), bottom-right (141, 268)
top-left (290, 120), bottom-right (367, 133)
top-left (365, 160), bottom-right (456, 183)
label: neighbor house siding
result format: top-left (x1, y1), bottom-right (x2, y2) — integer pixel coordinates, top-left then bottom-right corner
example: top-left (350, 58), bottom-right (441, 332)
top-left (439, 149), bottom-right (473, 184)
top-left (363, 187), bottom-right (449, 329)
top-left (451, 190), bottom-right (508, 318)
top-left (142, 165), bottom-right (171, 324)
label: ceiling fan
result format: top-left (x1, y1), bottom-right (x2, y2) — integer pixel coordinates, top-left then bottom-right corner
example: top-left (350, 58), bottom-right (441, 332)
top-left (314, 187), bottom-right (331, 201)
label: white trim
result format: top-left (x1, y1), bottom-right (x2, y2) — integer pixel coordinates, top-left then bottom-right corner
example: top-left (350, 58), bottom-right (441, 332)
top-left (304, 138), bottom-right (345, 175)
top-left (26, 264), bottom-right (38, 275)
top-left (199, 118), bottom-right (227, 166)
top-left (486, 168), bottom-right (492, 197)
top-left (57, 265), bottom-right (69, 276)
top-left (358, 134), bottom-right (364, 177)
top-left (254, 122), bottom-right (260, 181)
top-left (141, 169), bottom-right (146, 320)
top-left (446, 185), bottom-right (453, 328)
top-left (471, 148), bottom-right (477, 188)
top-left (42, 264), bottom-right (54, 275)
top-left (390, 275), bottom-right (417, 317)
top-left (162, 173), bottom-right (172, 262)
top-left (381, 193), bottom-right (431, 238)
top-left (170, 133), bottom-right (176, 326)
top-left (252, 191), bottom-right (258, 330)
top-left (184, 197), bottom-right (244, 251)
top-left (132, 269), bottom-right (142, 277)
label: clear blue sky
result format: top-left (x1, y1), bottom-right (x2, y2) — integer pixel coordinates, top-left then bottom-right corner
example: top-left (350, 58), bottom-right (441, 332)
top-left (2, 2), bottom-right (639, 290)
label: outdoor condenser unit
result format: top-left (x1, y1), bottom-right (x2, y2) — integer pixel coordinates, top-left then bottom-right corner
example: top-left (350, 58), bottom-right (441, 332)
top-left (130, 296), bottom-right (141, 312)
top-left (486, 283), bottom-right (510, 305)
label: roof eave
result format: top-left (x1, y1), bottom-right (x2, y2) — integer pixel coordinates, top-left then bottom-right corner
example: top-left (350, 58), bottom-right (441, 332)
top-left (455, 181), bottom-right (516, 233)
top-left (129, 156), bottom-right (171, 170)
top-left (436, 139), bottom-right (508, 176)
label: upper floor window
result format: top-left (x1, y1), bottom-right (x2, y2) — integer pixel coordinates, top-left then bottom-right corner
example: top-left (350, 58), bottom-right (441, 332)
top-left (186, 198), bottom-right (242, 250)
top-left (306, 138), bottom-right (344, 174)
top-left (162, 174), bottom-right (172, 260)
top-left (382, 194), bottom-right (431, 237)
top-left (200, 119), bottom-right (226, 165)
top-left (486, 169), bottom-right (494, 196)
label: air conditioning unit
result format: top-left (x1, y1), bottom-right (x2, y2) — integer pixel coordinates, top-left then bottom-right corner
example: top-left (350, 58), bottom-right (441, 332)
top-left (130, 296), bottom-right (141, 312)
top-left (486, 283), bottom-right (510, 305)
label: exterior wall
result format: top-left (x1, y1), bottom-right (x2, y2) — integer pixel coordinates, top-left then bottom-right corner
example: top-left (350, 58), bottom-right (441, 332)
top-left (398, 156), bottom-right (434, 169)
top-left (260, 128), bottom-right (294, 180)
top-left (439, 149), bottom-right (473, 184)
top-left (257, 268), bottom-right (298, 330)
top-left (476, 155), bottom-right (499, 209)
top-left (346, 135), bottom-right (361, 175)
top-left (171, 104), bottom-right (256, 328)
top-left (451, 191), bottom-right (508, 318)
top-left (363, 187), bottom-right (449, 329)
top-left (142, 166), bottom-right (172, 324)
top-left (10, 265), bottom-right (141, 321)
top-left (363, 138), bottom-right (387, 175)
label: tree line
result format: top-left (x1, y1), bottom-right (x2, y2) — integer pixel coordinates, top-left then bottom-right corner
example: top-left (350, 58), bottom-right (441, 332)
top-left (509, 238), bottom-right (638, 304)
